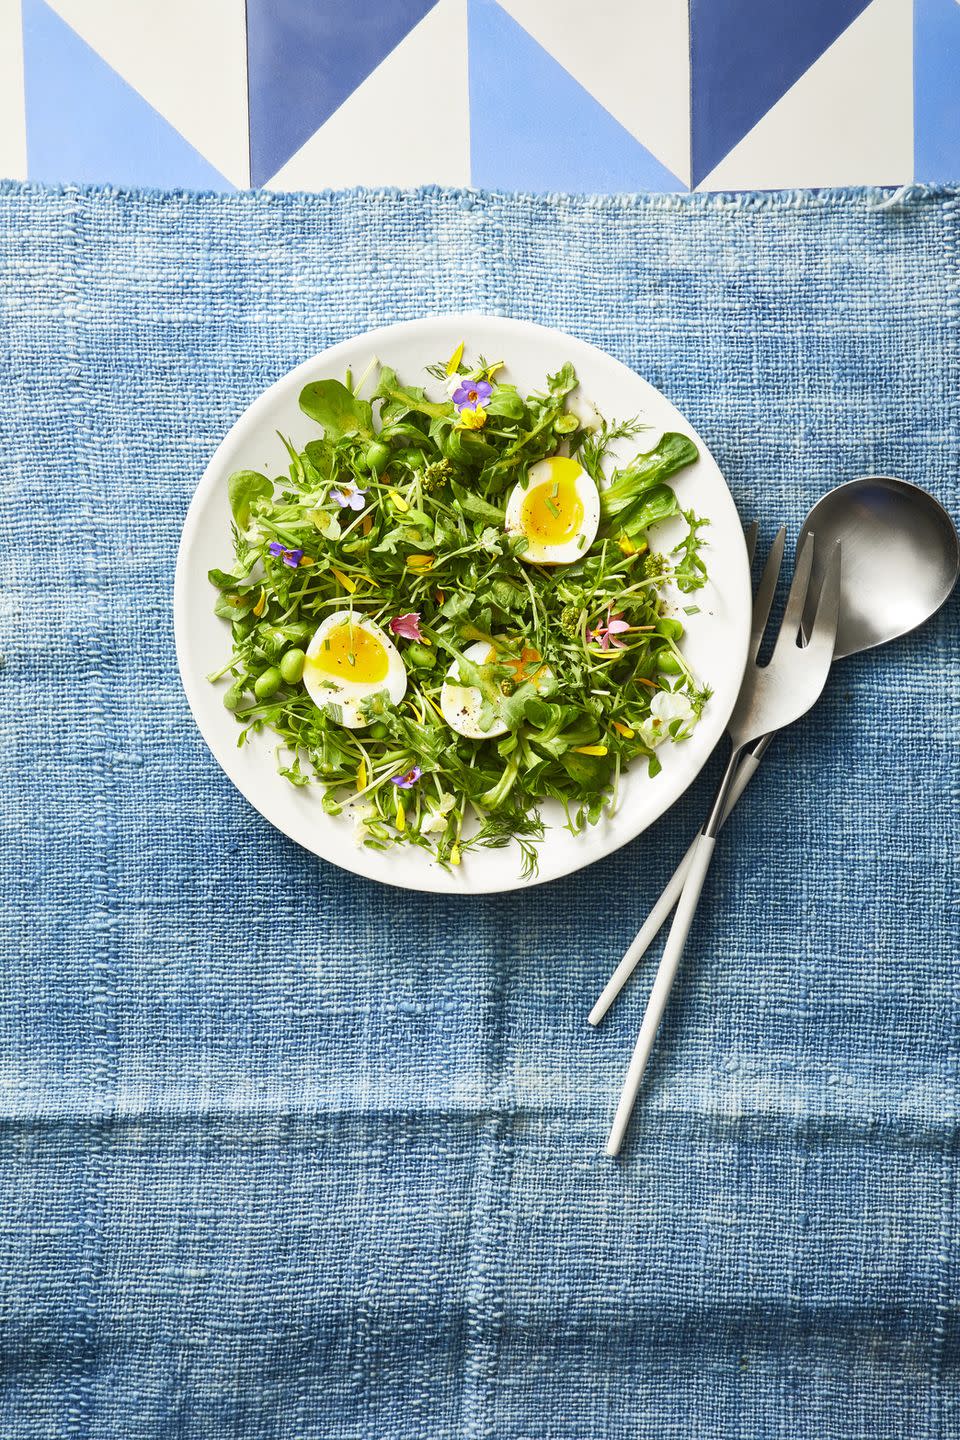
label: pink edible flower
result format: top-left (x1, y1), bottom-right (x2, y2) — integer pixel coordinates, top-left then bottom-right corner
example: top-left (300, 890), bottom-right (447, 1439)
top-left (586, 611), bottom-right (631, 651)
top-left (389, 612), bottom-right (423, 641)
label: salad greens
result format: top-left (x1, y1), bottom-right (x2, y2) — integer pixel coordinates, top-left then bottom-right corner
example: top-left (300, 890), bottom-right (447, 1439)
top-left (208, 347), bottom-right (709, 876)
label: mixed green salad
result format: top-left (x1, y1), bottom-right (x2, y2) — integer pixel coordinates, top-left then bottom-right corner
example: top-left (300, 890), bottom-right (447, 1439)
top-left (208, 345), bottom-right (709, 875)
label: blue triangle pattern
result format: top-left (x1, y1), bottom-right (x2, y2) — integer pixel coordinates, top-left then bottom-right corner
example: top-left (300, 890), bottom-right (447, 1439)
top-left (246, 0), bottom-right (439, 187)
top-left (915, 0), bottom-right (960, 183)
top-left (690, 0), bottom-right (872, 187)
top-left (21, 0), bottom-right (231, 191)
top-left (468, 0), bottom-right (684, 193)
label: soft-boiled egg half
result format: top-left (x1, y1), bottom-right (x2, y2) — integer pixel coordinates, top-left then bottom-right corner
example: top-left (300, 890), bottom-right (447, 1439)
top-left (440, 638), bottom-right (553, 739)
top-left (505, 456), bottom-right (600, 566)
top-left (304, 611), bottom-right (406, 728)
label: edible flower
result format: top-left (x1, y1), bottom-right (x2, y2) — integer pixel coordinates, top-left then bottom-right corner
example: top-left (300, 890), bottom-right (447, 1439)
top-left (391, 766), bottom-right (422, 790)
top-left (457, 405), bottom-right (487, 431)
top-left (389, 612), bottom-right (423, 641)
top-left (267, 542), bottom-right (304, 569)
top-left (330, 484), bottom-right (367, 511)
top-left (452, 378), bottom-right (492, 412)
top-left (586, 610), bottom-right (631, 651)
top-left (650, 690), bottom-right (695, 731)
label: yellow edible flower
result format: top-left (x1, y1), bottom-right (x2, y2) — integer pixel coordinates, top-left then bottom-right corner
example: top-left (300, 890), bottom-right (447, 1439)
top-left (572, 744), bottom-right (608, 756)
top-left (612, 722), bottom-right (635, 739)
top-left (389, 489), bottom-right (409, 512)
top-left (457, 405), bottom-right (487, 431)
top-left (445, 341), bottom-right (465, 376)
top-left (406, 554), bottom-right (435, 571)
top-left (356, 758), bottom-right (367, 791)
top-left (252, 589), bottom-right (267, 617)
top-left (330, 566), bottom-right (357, 594)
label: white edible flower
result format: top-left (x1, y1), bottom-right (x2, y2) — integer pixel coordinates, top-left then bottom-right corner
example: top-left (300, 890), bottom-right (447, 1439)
top-left (421, 792), bottom-right (456, 834)
top-left (650, 689), bottom-right (695, 739)
top-left (565, 391), bottom-right (603, 433)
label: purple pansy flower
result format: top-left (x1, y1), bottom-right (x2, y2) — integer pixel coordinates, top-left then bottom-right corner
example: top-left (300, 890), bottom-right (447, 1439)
top-left (389, 612), bottom-right (423, 641)
top-left (330, 485), bottom-right (367, 511)
top-left (586, 611), bottom-right (631, 651)
top-left (452, 378), bottom-right (493, 413)
top-left (268, 541), bottom-right (304, 568)
top-left (391, 766), bottom-right (422, 790)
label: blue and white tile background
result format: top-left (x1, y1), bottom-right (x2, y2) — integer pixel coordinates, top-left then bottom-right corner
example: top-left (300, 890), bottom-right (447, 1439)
top-left (0, 0), bottom-right (958, 194)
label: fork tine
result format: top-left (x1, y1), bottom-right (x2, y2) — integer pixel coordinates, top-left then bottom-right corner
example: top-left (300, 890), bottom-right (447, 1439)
top-left (771, 530), bottom-right (817, 658)
top-left (748, 525), bottom-right (786, 662)
top-left (744, 520), bottom-right (759, 565)
top-left (805, 541), bottom-right (842, 659)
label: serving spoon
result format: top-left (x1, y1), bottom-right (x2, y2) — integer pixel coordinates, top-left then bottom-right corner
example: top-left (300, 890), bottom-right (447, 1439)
top-left (589, 475), bottom-right (960, 1028)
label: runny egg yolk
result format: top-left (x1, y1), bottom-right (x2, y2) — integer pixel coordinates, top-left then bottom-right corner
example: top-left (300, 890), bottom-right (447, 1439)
top-left (521, 460), bottom-right (584, 546)
top-left (310, 622), bottom-right (388, 684)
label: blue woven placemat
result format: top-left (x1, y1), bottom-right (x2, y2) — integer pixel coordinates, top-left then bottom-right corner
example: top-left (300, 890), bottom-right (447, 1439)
top-left (0, 180), bottom-right (957, 1439)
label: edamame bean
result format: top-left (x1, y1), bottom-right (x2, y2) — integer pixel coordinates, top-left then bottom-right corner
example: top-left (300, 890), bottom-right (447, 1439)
top-left (364, 440), bottom-right (390, 475)
top-left (656, 617), bottom-right (685, 641)
top-left (657, 651), bottom-right (683, 675)
top-left (279, 648), bottom-right (305, 684)
top-left (405, 642), bottom-right (436, 669)
top-left (254, 666), bottom-right (281, 699)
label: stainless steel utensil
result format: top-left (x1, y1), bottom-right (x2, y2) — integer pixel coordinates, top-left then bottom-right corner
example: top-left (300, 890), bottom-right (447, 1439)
top-left (605, 534), bottom-right (842, 1156)
top-left (590, 477), bottom-right (960, 1028)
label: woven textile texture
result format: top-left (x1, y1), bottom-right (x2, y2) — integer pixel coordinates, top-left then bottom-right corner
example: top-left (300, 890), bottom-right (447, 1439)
top-left (0, 181), bottom-right (957, 1439)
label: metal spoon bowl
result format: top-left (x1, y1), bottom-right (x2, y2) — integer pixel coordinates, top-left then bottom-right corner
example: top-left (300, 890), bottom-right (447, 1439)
top-left (801, 475), bottom-right (959, 658)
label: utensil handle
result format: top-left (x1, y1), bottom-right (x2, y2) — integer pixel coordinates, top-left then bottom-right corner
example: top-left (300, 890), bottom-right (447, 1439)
top-left (605, 833), bottom-right (717, 1157)
top-left (588, 747), bottom-right (765, 1027)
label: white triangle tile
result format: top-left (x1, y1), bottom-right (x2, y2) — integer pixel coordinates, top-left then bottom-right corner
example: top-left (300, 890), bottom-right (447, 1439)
top-left (266, 0), bottom-right (469, 191)
top-left (0, 0), bottom-right (26, 179)
top-left (496, 0), bottom-right (689, 187)
top-left (696, 0), bottom-right (912, 191)
top-left (43, 0), bottom-right (248, 185)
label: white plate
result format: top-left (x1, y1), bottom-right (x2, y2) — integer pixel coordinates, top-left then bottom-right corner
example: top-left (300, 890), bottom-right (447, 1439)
top-left (175, 315), bottom-right (751, 894)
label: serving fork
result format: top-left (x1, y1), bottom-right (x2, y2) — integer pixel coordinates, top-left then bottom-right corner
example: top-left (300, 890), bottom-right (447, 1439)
top-left (605, 530), bottom-right (842, 1156)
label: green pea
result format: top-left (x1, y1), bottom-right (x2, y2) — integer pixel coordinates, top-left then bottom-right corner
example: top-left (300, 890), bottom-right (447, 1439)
top-left (657, 650), bottom-right (683, 675)
top-left (223, 680), bottom-right (245, 711)
top-left (368, 722), bottom-right (389, 740)
top-left (554, 413), bottom-right (578, 434)
top-left (254, 666), bottom-right (281, 699)
top-left (394, 445), bottom-right (427, 468)
top-left (405, 642), bottom-right (436, 670)
top-left (364, 440), bottom-right (390, 475)
top-left (280, 648), bottom-right (305, 684)
top-left (656, 617), bottom-right (685, 641)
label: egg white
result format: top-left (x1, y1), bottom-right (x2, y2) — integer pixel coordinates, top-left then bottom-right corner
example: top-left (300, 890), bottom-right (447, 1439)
top-left (440, 638), bottom-right (553, 740)
top-left (505, 456), bottom-right (601, 566)
top-left (304, 611), bottom-right (406, 729)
